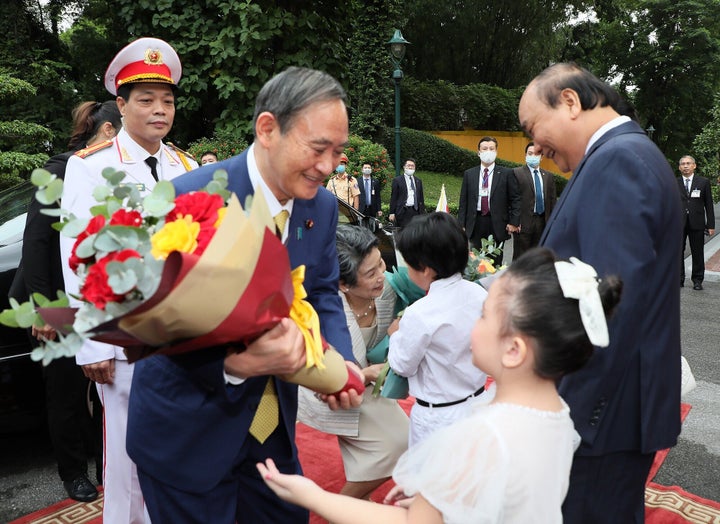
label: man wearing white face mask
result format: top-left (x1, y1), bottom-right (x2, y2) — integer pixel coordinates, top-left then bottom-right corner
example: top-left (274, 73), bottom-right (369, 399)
top-left (389, 158), bottom-right (426, 228)
top-left (458, 136), bottom-right (520, 266)
top-left (327, 153), bottom-right (360, 209)
top-left (511, 142), bottom-right (557, 260)
top-left (357, 162), bottom-right (383, 217)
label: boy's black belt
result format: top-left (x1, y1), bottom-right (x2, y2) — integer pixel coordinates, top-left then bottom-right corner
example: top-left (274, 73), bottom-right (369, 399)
top-left (415, 386), bottom-right (485, 408)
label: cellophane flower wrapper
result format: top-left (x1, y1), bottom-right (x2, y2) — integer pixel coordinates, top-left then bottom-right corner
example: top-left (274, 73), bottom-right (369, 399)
top-left (40, 190), bottom-right (363, 396)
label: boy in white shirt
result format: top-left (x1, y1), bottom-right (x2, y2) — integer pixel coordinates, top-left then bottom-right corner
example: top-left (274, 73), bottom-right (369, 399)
top-left (387, 212), bottom-right (489, 446)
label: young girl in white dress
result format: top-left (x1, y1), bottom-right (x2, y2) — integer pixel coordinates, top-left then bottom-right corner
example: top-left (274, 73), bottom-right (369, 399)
top-left (257, 247), bottom-right (623, 523)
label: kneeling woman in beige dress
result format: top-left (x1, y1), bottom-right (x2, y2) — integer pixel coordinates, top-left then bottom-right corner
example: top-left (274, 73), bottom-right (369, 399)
top-left (298, 225), bottom-right (409, 499)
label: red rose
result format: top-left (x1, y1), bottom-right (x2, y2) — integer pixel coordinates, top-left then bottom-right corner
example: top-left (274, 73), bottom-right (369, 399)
top-left (80, 249), bottom-right (141, 310)
top-left (167, 192), bottom-right (224, 227)
top-left (110, 209), bottom-right (143, 227)
top-left (69, 215), bottom-right (106, 272)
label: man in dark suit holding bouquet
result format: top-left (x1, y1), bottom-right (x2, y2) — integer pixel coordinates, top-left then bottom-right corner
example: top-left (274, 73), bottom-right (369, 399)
top-left (127, 67), bottom-right (362, 523)
top-left (678, 155), bottom-right (715, 290)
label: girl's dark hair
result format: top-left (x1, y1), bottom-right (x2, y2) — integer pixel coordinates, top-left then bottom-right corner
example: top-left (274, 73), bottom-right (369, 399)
top-left (498, 247), bottom-right (622, 379)
top-left (396, 212), bottom-right (468, 279)
top-left (336, 225), bottom-right (379, 287)
top-left (68, 101), bottom-right (122, 150)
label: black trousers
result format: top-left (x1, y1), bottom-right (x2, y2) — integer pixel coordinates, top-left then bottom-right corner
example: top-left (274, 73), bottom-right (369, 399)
top-left (470, 213), bottom-right (504, 268)
top-left (512, 215), bottom-right (545, 261)
top-left (395, 206), bottom-right (421, 229)
top-left (42, 355), bottom-right (103, 482)
top-left (681, 217), bottom-right (705, 283)
top-left (562, 451), bottom-right (655, 524)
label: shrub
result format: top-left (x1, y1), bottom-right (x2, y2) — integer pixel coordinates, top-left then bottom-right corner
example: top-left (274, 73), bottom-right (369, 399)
top-left (187, 128), bottom-right (249, 162)
top-left (379, 127), bottom-right (521, 176)
top-left (344, 134), bottom-right (394, 190)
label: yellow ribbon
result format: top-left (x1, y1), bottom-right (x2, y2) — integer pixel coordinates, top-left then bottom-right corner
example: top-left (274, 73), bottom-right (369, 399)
top-left (289, 265), bottom-right (326, 370)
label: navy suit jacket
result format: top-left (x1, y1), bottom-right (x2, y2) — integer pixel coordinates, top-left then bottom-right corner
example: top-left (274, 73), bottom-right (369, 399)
top-left (127, 149), bottom-right (353, 492)
top-left (357, 176), bottom-right (382, 216)
top-left (541, 120), bottom-right (682, 455)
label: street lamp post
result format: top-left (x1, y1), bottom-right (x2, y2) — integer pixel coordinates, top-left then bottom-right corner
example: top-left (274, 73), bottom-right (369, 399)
top-left (388, 30), bottom-right (410, 178)
top-left (646, 124), bottom-right (656, 141)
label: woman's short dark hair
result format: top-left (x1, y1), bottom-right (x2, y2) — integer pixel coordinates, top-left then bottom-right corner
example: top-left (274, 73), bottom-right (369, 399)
top-left (497, 247), bottom-right (622, 379)
top-left (336, 225), bottom-right (379, 287)
top-left (396, 212), bottom-right (468, 280)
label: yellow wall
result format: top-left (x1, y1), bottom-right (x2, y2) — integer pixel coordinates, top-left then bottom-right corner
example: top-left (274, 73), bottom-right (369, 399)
top-left (430, 130), bottom-right (568, 177)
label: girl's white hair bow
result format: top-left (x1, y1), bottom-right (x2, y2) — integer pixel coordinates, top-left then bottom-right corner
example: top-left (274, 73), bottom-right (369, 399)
top-left (554, 257), bottom-right (609, 347)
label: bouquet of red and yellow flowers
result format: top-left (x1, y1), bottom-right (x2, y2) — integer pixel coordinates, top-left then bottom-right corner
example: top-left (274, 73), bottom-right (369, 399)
top-left (1, 168), bottom-right (362, 396)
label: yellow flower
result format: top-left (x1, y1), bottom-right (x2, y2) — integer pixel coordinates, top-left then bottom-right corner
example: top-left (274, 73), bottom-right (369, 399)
top-left (214, 207), bottom-right (227, 228)
top-left (151, 216), bottom-right (201, 259)
top-left (477, 259), bottom-right (497, 274)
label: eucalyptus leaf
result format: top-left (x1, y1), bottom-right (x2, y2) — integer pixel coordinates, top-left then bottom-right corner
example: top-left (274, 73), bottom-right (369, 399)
top-left (114, 185), bottom-right (132, 200)
top-left (31, 168), bottom-right (54, 187)
top-left (0, 308), bottom-right (20, 328)
top-left (35, 188), bottom-right (56, 206)
top-left (152, 180), bottom-right (176, 201)
top-left (15, 301), bottom-right (38, 328)
top-left (45, 179), bottom-right (64, 203)
top-left (93, 230), bottom-right (122, 252)
top-left (75, 235), bottom-right (97, 258)
top-left (40, 208), bottom-right (62, 217)
top-left (106, 199), bottom-right (122, 216)
top-left (93, 185), bottom-right (112, 202)
top-left (107, 260), bottom-right (139, 294)
top-left (60, 214), bottom-right (88, 238)
top-left (144, 195), bottom-right (176, 217)
top-left (102, 167), bottom-right (127, 186)
top-left (30, 292), bottom-right (51, 307)
top-left (90, 203), bottom-right (108, 217)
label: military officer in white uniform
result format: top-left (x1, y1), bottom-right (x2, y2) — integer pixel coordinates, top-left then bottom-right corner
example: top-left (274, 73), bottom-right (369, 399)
top-left (59, 37), bottom-right (197, 524)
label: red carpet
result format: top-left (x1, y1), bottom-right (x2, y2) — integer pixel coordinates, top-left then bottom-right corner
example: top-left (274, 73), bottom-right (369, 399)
top-left (11, 401), bottom-right (719, 524)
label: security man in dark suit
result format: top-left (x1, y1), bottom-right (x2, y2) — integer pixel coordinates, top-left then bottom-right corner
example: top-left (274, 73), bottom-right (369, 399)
top-left (678, 155), bottom-right (715, 290)
top-left (357, 162), bottom-right (382, 218)
top-left (458, 136), bottom-right (520, 267)
top-left (512, 142), bottom-right (557, 261)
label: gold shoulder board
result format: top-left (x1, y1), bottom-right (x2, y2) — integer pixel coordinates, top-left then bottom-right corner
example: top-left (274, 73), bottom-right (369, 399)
top-left (74, 140), bottom-right (113, 158)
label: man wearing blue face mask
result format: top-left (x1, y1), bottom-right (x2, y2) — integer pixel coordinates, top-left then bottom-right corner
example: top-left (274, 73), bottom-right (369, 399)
top-left (327, 153), bottom-right (360, 209)
top-left (511, 142), bottom-right (557, 260)
top-left (458, 136), bottom-right (520, 267)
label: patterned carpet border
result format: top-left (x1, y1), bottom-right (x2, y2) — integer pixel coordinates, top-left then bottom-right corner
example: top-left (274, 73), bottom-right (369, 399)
top-left (8, 493), bottom-right (102, 524)
top-left (646, 483), bottom-right (720, 524)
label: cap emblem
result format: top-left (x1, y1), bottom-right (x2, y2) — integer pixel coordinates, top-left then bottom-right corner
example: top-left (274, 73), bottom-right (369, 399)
top-left (145, 49), bottom-right (163, 65)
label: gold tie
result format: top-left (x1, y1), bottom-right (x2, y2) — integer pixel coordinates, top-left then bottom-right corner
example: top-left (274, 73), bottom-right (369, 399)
top-left (248, 211), bottom-right (289, 443)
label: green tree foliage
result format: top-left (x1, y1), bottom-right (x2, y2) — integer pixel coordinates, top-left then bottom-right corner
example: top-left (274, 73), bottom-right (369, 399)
top-left (100, 0), bottom-right (353, 145)
top-left (0, 74), bottom-right (51, 190)
top-left (692, 93), bottom-right (720, 202)
top-left (562, 0), bottom-right (720, 161)
top-left (344, 135), bottom-right (394, 190)
top-left (397, 78), bottom-right (521, 131)
top-left (343, 1), bottom-right (400, 140)
top-left (187, 129), bottom-right (249, 162)
top-left (400, 0), bottom-right (591, 88)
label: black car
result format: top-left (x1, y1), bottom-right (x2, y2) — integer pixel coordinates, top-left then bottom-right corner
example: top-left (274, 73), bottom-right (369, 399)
top-left (0, 181), bottom-right (45, 432)
top-left (335, 197), bottom-right (397, 270)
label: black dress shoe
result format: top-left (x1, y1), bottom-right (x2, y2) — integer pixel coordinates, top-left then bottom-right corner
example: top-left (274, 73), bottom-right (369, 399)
top-left (63, 475), bottom-right (98, 502)
top-left (693, 282), bottom-right (703, 290)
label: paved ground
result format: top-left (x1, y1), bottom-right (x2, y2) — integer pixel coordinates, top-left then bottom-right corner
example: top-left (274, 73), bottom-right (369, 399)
top-left (1, 209), bottom-right (719, 522)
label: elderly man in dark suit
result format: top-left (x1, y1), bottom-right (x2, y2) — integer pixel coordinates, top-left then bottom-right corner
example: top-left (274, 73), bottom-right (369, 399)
top-left (511, 141), bottom-right (557, 261)
top-left (127, 67), bottom-right (362, 524)
top-left (678, 155), bottom-right (715, 290)
top-left (458, 136), bottom-right (520, 266)
top-left (357, 162), bottom-right (383, 218)
top-left (389, 158), bottom-right (425, 228)
top-left (520, 63), bottom-right (682, 524)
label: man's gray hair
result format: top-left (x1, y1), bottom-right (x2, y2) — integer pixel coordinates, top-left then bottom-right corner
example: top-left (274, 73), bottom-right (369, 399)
top-left (253, 67), bottom-right (347, 136)
top-left (336, 225), bottom-right (379, 287)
